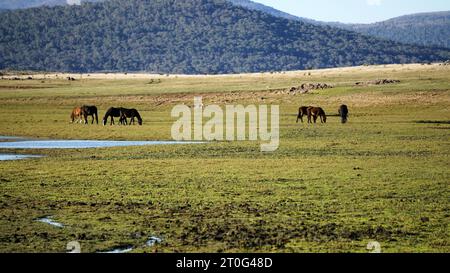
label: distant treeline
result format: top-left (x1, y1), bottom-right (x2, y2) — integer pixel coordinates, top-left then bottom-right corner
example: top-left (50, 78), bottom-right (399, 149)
top-left (0, 0), bottom-right (449, 74)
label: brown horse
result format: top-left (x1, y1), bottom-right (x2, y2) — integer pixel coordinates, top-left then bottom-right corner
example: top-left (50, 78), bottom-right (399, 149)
top-left (70, 107), bottom-right (83, 123)
top-left (307, 107), bottom-right (327, 123)
top-left (296, 106), bottom-right (311, 123)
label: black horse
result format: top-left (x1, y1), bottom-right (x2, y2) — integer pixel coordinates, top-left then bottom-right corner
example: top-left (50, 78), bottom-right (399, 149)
top-left (338, 105), bottom-right (349, 124)
top-left (120, 108), bottom-right (143, 125)
top-left (102, 107), bottom-right (126, 126)
top-left (81, 105), bottom-right (98, 125)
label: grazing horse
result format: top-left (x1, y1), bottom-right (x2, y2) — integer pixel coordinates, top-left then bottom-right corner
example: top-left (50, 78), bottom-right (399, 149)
top-left (81, 105), bottom-right (98, 125)
top-left (296, 106), bottom-right (311, 123)
top-left (339, 105), bottom-right (349, 124)
top-left (307, 107), bottom-right (327, 124)
top-left (120, 108), bottom-right (143, 125)
top-left (102, 107), bottom-right (126, 126)
top-left (70, 107), bottom-right (83, 123)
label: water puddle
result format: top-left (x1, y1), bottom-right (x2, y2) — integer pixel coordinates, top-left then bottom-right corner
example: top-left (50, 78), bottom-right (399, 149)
top-left (99, 236), bottom-right (162, 253)
top-left (146, 236), bottom-right (163, 247)
top-left (0, 154), bottom-right (43, 161)
top-left (0, 139), bottom-right (203, 149)
top-left (100, 246), bottom-right (134, 254)
top-left (35, 216), bottom-right (64, 228)
top-left (0, 136), bottom-right (26, 141)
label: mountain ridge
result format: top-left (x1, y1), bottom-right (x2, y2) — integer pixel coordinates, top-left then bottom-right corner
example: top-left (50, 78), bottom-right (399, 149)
top-left (228, 0), bottom-right (450, 48)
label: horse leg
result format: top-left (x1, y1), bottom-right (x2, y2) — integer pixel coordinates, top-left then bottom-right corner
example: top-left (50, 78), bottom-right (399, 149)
top-left (313, 115), bottom-right (317, 123)
top-left (297, 112), bottom-right (303, 123)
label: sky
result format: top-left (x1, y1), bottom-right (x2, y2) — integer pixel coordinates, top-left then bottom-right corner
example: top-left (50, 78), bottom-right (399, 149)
top-left (251, 0), bottom-right (450, 23)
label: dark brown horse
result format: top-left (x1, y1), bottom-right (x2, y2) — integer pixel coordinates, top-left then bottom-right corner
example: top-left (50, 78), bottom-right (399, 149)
top-left (120, 108), bottom-right (142, 125)
top-left (81, 105), bottom-right (98, 125)
top-left (102, 107), bottom-right (126, 126)
top-left (339, 105), bottom-right (349, 124)
top-left (307, 107), bottom-right (327, 124)
top-left (70, 107), bottom-right (83, 123)
top-left (296, 106), bottom-right (311, 123)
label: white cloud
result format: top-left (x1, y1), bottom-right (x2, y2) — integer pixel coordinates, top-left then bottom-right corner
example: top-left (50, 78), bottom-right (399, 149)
top-left (67, 0), bottom-right (81, 5)
top-left (366, 0), bottom-right (382, 6)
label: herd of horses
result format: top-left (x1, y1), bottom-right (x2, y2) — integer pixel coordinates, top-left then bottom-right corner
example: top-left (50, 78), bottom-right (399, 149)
top-left (71, 106), bottom-right (143, 126)
top-left (297, 105), bottom-right (349, 124)
top-left (71, 104), bottom-right (349, 126)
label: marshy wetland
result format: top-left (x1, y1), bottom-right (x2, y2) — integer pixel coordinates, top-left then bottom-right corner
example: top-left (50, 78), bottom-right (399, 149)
top-left (0, 64), bottom-right (449, 253)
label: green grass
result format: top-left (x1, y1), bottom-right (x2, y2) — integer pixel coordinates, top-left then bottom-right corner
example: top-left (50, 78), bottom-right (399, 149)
top-left (0, 64), bottom-right (449, 253)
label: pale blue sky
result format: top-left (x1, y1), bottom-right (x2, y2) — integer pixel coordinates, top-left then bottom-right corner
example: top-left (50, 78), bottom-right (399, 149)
top-left (251, 0), bottom-right (450, 23)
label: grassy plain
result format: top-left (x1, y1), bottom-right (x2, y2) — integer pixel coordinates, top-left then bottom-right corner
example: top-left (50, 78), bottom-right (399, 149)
top-left (0, 64), bottom-right (449, 253)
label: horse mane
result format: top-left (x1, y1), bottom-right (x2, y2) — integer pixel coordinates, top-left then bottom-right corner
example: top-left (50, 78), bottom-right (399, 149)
top-left (103, 107), bottom-right (113, 120)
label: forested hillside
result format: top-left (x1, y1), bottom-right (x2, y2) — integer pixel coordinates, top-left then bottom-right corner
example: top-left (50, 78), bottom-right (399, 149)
top-left (3, 0), bottom-right (449, 49)
top-left (1, 0), bottom-right (449, 74)
top-left (340, 12), bottom-right (450, 49)
top-left (229, 1), bottom-right (450, 49)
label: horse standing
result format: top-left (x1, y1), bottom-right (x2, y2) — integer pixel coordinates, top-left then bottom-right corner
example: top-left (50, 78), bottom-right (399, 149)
top-left (103, 107), bottom-right (126, 126)
top-left (296, 106), bottom-right (311, 123)
top-left (70, 107), bottom-right (83, 123)
top-left (339, 105), bottom-right (349, 124)
top-left (120, 108), bottom-right (143, 125)
top-left (307, 107), bottom-right (327, 124)
top-left (81, 105), bottom-right (98, 125)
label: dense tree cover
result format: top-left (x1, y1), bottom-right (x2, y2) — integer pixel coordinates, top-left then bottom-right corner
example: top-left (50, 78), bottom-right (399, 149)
top-left (3, 0), bottom-right (450, 49)
top-left (0, 0), bottom-right (449, 74)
